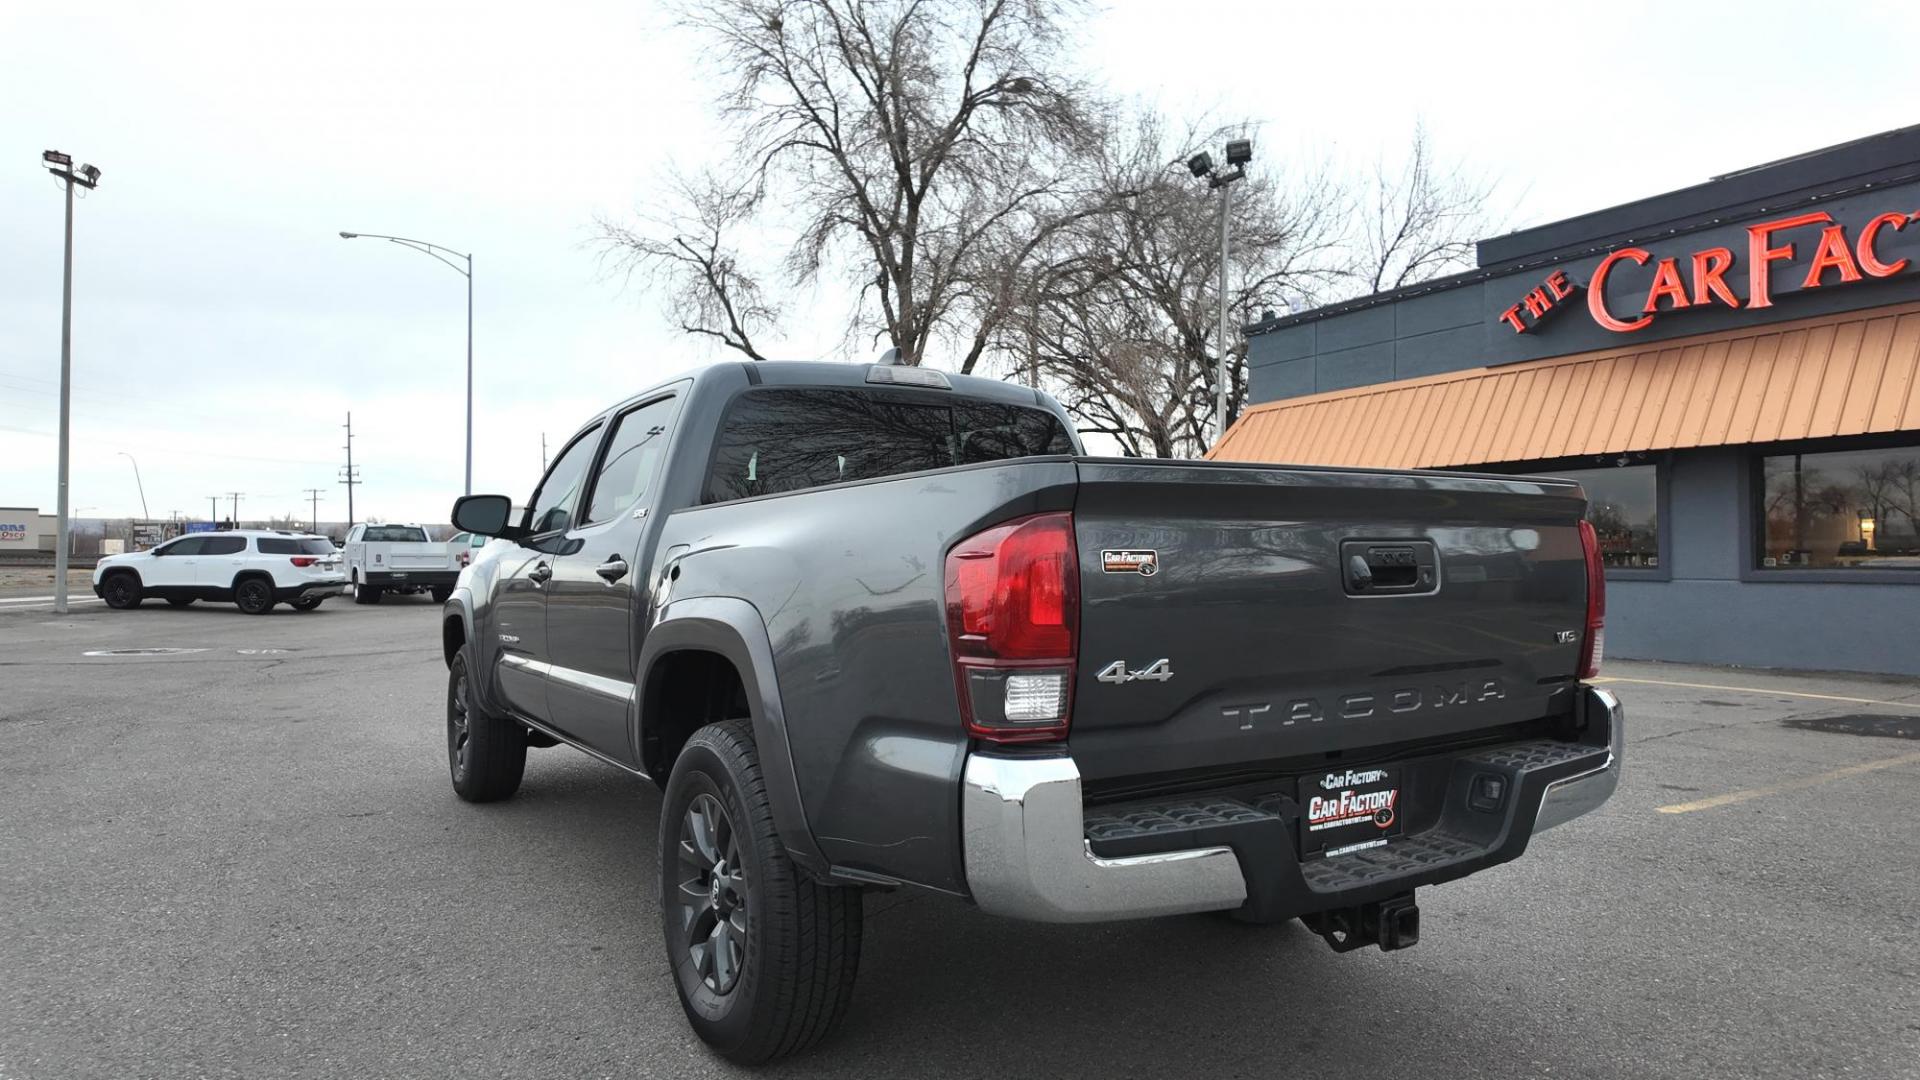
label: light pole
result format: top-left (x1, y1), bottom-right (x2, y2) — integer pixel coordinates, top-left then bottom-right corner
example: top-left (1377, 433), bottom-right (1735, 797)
top-left (339, 231), bottom-right (473, 495)
top-left (1187, 138), bottom-right (1252, 448)
top-left (43, 150), bottom-right (101, 615)
top-left (118, 452), bottom-right (149, 521)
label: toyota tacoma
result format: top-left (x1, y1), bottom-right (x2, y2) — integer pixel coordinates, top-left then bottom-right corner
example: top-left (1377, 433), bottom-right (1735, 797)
top-left (439, 359), bottom-right (1622, 1063)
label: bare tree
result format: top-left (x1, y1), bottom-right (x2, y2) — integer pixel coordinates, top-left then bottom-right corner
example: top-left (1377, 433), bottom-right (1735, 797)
top-left (600, 0), bottom-right (1105, 369)
top-left (1002, 114), bottom-right (1347, 456)
top-left (1351, 122), bottom-right (1501, 293)
top-left (598, 174), bottom-right (779, 361)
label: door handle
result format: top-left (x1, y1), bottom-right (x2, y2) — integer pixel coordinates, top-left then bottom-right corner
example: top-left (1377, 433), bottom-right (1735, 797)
top-left (528, 561), bottom-right (552, 585)
top-left (595, 556), bottom-right (629, 584)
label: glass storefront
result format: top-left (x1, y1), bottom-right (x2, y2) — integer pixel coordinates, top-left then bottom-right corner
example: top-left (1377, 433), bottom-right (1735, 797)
top-left (1554, 464), bottom-right (1660, 570)
top-left (1758, 443), bottom-right (1920, 570)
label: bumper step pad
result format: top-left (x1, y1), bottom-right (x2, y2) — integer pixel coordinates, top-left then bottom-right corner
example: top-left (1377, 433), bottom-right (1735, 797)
top-left (1080, 733), bottom-right (1612, 918)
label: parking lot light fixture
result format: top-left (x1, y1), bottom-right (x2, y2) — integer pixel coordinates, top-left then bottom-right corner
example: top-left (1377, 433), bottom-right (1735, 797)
top-left (43, 149), bottom-right (101, 615)
top-left (339, 230), bottom-right (474, 495)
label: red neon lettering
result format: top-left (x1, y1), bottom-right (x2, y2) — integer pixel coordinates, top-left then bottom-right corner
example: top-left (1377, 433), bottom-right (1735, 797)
top-left (1546, 269), bottom-right (1574, 300)
top-left (1642, 257), bottom-right (1691, 313)
top-left (1523, 286), bottom-right (1553, 318)
top-left (1690, 247), bottom-right (1739, 308)
top-left (1588, 247), bottom-right (1654, 332)
top-left (1747, 211), bottom-right (1831, 309)
top-left (1856, 212), bottom-right (1911, 278)
top-left (1498, 305), bottom-right (1527, 334)
top-left (1802, 224), bottom-right (1864, 288)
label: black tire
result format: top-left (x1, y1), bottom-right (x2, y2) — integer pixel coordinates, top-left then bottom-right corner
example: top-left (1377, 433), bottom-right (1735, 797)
top-left (430, 585), bottom-right (454, 604)
top-left (289, 597), bottom-right (323, 611)
top-left (446, 651), bottom-right (525, 802)
top-left (234, 576), bottom-right (276, 615)
top-left (661, 720), bottom-right (862, 1065)
top-left (353, 578), bottom-right (382, 605)
top-left (100, 572), bottom-right (142, 609)
top-left (166, 597), bottom-right (195, 608)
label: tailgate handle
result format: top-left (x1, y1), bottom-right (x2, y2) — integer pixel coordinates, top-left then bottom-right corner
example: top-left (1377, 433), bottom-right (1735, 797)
top-left (1341, 541), bottom-right (1437, 596)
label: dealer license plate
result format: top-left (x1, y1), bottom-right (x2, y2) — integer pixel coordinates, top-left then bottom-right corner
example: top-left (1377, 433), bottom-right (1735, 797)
top-left (1299, 766), bottom-right (1403, 857)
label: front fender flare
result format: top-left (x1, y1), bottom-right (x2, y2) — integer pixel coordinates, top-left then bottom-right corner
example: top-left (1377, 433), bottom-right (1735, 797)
top-left (639, 596), bottom-right (828, 879)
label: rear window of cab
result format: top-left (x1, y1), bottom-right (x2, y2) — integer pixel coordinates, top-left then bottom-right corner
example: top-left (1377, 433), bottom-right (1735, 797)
top-left (703, 388), bottom-right (1074, 504)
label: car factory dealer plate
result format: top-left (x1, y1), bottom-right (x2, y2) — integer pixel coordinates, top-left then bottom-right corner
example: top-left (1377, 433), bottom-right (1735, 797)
top-left (1300, 766), bottom-right (1403, 857)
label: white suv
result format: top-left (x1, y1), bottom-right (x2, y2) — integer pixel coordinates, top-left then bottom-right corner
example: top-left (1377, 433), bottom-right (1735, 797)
top-left (92, 530), bottom-right (347, 614)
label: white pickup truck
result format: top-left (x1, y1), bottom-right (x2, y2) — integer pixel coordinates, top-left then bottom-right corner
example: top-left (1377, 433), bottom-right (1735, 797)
top-left (342, 523), bottom-right (460, 604)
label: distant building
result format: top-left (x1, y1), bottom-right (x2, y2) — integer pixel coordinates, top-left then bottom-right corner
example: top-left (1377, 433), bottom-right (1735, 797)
top-left (0, 507), bottom-right (60, 552)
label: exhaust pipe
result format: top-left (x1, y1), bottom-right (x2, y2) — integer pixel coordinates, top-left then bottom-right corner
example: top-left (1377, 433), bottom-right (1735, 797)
top-left (1303, 892), bottom-right (1420, 953)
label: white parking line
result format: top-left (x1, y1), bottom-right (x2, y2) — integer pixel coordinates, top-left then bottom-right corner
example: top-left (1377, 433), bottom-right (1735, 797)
top-left (0, 597), bottom-right (104, 610)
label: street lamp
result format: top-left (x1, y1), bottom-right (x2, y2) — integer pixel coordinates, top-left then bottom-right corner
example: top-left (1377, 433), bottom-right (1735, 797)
top-left (1188, 138), bottom-right (1252, 448)
top-left (340, 231), bottom-right (474, 495)
top-left (118, 452), bottom-right (149, 520)
top-left (44, 150), bottom-right (101, 615)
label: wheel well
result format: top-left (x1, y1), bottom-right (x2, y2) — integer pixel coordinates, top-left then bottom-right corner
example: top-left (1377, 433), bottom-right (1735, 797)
top-left (103, 566), bottom-right (140, 583)
top-left (231, 570), bottom-right (274, 590)
top-left (642, 649), bottom-right (751, 783)
top-left (442, 616), bottom-right (466, 667)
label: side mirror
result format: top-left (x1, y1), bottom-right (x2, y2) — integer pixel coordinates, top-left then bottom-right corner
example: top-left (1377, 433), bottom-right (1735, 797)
top-left (450, 494), bottom-right (526, 541)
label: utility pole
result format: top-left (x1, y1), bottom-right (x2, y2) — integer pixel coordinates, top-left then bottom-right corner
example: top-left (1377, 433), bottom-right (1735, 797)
top-left (208, 495), bottom-right (219, 524)
top-left (302, 488), bottom-right (324, 533)
top-left (339, 412), bottom-right (361, 529)
top-left (1186, 138), bottom-right (1252, 448)
top-left (541, 432), bottom-right (548, 471)
top-left (43, 150), bottom-right (101, 615)
top-left (225, 492), bottom-right (245, 527)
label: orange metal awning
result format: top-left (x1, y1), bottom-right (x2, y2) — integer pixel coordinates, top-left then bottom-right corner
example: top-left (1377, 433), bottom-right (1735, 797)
top-left (1212, 302), bottom-right (1920, 469)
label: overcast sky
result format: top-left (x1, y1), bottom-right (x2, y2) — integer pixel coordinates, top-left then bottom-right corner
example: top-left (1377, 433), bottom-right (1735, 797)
top-left (4, 1), bottom-right (1915, 526)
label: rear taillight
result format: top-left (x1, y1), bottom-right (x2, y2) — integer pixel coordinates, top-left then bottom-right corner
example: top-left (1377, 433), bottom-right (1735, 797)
top-left (290, 556), bottom-right (318, 567)
top-left (1577, 519), bottom-right (1606, 679)
top-left (944, 512), bottom-right (1078, 743)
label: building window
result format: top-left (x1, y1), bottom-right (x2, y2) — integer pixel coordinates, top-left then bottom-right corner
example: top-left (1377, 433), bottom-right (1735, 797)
top-left (1553, 464), bottom-right (1660, 570)
top-left (1758, 443), bottom-right (1920, 570)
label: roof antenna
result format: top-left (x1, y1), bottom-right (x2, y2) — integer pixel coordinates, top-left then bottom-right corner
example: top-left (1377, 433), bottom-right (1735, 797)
top-left (875, 347), bottom-right (904, 366)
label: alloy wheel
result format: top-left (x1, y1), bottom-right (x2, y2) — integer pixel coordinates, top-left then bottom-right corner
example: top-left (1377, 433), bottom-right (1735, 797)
top-left (676, 792), bottom-right (749, 995)
top-left (448, 668), bottom-right (471, 780)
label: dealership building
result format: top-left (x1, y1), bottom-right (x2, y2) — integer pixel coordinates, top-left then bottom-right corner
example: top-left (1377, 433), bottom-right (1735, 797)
top-left (1217, 126), bottom-right (1920, 676)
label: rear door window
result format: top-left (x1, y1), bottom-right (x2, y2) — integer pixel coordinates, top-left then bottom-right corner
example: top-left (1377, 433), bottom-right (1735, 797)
top-left (202, 536), bottom-right (246, 555)
top-left (257, 537), bottom-right (335, 555)
top-left (704, 389), bottom-right (1071, 503)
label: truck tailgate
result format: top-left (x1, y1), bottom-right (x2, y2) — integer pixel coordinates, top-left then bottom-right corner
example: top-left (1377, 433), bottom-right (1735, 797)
top-left (379, 544), bottom-right (455, 570)
top-left (1068, 459), bottom-right (1590, 785)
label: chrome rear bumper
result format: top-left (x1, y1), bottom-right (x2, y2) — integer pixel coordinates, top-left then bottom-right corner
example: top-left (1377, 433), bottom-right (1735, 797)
top-left (960, 686), bottom-right (1623, 923)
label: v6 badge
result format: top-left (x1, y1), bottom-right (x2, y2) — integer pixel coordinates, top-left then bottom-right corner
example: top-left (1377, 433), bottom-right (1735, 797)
top-left (1101, 549), bottom-right (1158, 576)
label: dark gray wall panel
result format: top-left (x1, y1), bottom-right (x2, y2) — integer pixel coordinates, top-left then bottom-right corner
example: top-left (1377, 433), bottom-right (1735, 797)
top-left (1314, 304), bottom-right (1395, 354)
top-left (1393, 325), bottom-right (1485, 381)
top-left (1395, 284), bottom-right (1485, 338)
top-left (1609, 578), bottom-right (1920, 676)
top-left (1250, 322), bottom-right (1316, 366)
top-left (1314, 342), bottom-right (1394, 392)
top-left (1249, 357), bottom-right (1316, 403)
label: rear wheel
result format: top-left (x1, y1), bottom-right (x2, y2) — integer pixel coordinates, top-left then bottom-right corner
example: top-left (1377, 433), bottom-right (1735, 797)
top-left (353, 577), bottom-right (381, 605)
top-left (101, 572), bottom-right (142, 609)
top-left (661, 720), bottom-right (862, 1064)
top-left (234, 577), bottom-right (275, 615)
top-left (446, 651), bottom-right (525, 802)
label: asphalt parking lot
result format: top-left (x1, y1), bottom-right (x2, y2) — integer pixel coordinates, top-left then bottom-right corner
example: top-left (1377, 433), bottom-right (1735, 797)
top-left (3, 598), bottom-right (1918, 1080)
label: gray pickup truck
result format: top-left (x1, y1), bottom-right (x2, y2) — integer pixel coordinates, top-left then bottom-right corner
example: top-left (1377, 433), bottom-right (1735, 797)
top-left (440, 359), bottom-right (1621, 1063)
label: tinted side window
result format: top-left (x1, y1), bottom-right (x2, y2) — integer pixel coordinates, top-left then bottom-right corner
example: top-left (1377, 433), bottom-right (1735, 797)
top-left (202, 536), bottom-right (246, 555)
top-left (585, 397), bottom-right (678, 525)
top-left (158, 537), bottom-right (204, 557)
top-left (954, 401), bottom-right (1075, 463)
top-left (529, 424), bottom-right (604, 534)
top-left (257, 537), bottom-right (335, 555)
top-left (703, 389), bottom-right (1073, 503)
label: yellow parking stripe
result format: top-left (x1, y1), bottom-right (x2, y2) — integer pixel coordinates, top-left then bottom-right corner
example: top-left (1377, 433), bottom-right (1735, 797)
top-left (1592, 676), bottom-right (1920, 711)
top-left (1656, 751), bottom-right (1920, 814)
